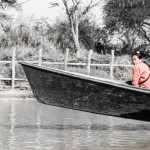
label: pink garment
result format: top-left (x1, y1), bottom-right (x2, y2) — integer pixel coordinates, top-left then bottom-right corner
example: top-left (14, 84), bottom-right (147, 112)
top-left (132, 62), bottom-right (150, 89)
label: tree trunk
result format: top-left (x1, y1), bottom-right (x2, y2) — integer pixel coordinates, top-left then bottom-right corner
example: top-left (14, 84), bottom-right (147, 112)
top-left (71, 25), bottom-right (80, 58)
top-left (71, 11), bottom-right (81, 58)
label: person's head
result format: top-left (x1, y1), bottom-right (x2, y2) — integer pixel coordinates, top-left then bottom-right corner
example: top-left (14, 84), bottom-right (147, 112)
top-left (131, 51), bottom-right (142, 65)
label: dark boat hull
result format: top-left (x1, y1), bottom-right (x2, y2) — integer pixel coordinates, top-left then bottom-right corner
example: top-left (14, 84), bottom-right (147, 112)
top-left (20, 62), bottom-right (150, 122)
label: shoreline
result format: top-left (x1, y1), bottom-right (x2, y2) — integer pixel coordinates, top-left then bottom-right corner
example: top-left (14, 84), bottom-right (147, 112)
top-left (0, 89), bottom-right (34, 99)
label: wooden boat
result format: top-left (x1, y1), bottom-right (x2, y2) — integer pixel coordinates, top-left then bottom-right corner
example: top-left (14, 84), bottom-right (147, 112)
top-left (20, 62), bottom-right (150, 122)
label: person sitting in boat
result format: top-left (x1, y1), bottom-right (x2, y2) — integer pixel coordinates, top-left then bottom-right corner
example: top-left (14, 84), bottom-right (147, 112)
top-left (131, 51), bottom-right (150, 89)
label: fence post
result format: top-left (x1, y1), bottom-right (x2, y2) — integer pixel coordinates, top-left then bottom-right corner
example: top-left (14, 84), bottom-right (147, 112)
top-left (110, 50), bottom-right (115, 80)
top-left (87, 49), bottom-right (93, 75)
top-left (12, 47), bottom-right (16, 90)
top-left (64, 48), bottom-right (69, 70)
top-left (38, 48), bottom-right (42, 66)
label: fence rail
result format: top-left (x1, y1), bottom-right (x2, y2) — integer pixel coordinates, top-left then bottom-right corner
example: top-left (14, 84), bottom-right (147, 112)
top-left (0, 48), bottom-right (133, 90)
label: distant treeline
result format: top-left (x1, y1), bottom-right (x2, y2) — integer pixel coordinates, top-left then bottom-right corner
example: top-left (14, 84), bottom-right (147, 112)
top-left (0, 16), bottom-right (150, 59)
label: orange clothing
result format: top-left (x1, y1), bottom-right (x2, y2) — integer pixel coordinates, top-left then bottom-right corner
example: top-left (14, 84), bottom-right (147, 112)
top-left (132, 62), bottom-right (150, 89)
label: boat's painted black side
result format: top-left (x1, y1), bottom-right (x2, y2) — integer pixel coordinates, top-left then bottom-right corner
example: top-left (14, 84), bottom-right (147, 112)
top-left (20, 62), bottom-right (150, 122)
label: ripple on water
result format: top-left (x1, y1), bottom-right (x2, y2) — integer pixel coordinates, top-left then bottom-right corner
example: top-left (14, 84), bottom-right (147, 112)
top-left (0, 99), bottom-right (150, 150)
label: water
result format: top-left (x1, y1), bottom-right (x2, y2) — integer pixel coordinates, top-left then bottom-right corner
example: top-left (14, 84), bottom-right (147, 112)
top-left (0, 99), bottom-right (150, 150)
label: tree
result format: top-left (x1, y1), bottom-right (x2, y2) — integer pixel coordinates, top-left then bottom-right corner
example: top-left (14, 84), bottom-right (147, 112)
top-left (50, 0), bottom-right (101, 58)
top-left (0, 0), bottom-right (21, 32)
top-left (0, 0), bottom-right (21, 15)
top-left (52, 17), bottom-right (110, 54)
top-left (79, 19), bottom-right (111, 54)
top-left (104, 0), bottom-right (150, 44)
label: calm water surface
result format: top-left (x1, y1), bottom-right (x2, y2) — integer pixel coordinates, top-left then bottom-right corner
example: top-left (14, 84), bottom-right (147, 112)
top-left (0, 99), bottom-right (150, 150)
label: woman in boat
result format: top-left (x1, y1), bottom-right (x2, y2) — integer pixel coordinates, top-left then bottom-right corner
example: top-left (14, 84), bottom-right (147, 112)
top-left (131, 51), bottom-right (150, 89)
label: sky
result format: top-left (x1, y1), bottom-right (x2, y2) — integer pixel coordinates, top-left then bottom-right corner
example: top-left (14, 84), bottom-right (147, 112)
top-left (9, 0), bottom-right (62, 21)
top-left (9, 0), bottom-right (104, 26)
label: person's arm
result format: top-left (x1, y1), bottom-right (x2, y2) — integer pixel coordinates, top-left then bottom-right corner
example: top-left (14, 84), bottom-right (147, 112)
top-left (132, 66), bottom-right (140, 86)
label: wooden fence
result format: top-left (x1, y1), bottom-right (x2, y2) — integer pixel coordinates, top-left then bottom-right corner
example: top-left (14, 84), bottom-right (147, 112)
top-left (0, 48), bottom-right (133, 90)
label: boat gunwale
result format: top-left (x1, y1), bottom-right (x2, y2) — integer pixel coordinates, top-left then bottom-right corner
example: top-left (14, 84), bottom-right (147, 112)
top-left (19, 62), bottom-right (150, 94)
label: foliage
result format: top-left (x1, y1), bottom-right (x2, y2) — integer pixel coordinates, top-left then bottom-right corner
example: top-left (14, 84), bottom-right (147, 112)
top-left (0, 0), bottom-right (19, 10)
top-left (104, 0), bottom-right (150, 31)
top-left (0, 17), bottom-right (54, 48)
top-left (0, 0), bottom-right (21, 48)
top-left (79, 18), bottom-right (100, 50)
top-left (52, 17), bottom-right (111, 54)
top-left (104, 0), bottom-right (150, 41)
top-left (103, 0), bottom-right (150, 55)
top-left (52, 19), bottom-right (74, 52)
top-left (0, 0), bottom-right (20, 25)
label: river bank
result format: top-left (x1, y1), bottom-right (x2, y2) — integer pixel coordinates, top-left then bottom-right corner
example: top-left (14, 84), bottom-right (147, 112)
top-left (0, 89), bottom-right (34, 100)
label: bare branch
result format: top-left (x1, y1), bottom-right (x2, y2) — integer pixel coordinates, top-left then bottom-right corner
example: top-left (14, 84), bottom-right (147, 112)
top-left (72, 0), bottom-right (75, 5)
top-left (49, 2), bottom-right (59, 8)
top-left (143, 21), bottom-right (150, 26)
top-left (82, 0), bottom-right (99, 16)
top-left (72, 0), bottom-right (80, 7)
top-left (138, 25), bottom-right (150, 43)
top-left (62, 0), bottom-right (73, 23)
top-left (19, 0), bottom-right (31, 5)
top-left (72, 0), bottom-right (79, 5)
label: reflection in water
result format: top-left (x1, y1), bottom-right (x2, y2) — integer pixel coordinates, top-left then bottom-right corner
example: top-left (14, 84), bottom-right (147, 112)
top-left (0, 99), bottom-right (150, 150)
top-left (35, 109), bottom-right (42, 150)
top-left (9, 102), bottom-right (16, 150)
